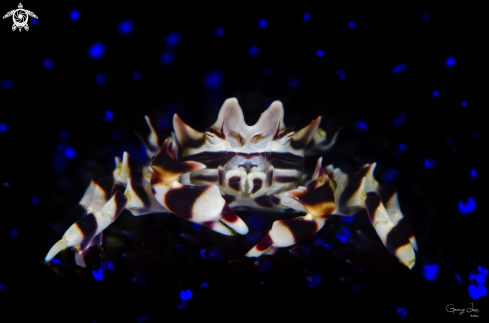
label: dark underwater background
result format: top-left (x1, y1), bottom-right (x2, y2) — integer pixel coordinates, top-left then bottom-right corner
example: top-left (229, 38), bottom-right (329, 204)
top-left (0, 3), bottom-right (486, 322)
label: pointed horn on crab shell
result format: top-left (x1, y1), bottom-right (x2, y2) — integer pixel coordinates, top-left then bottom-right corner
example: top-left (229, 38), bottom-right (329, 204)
top-left (291, 116), bottom-right (322, 149)
top-left (211, 98), bottom-right (246, 135)
top-left (173, 114), bottom-right (205, 150)
top-left (254, 101), bottom-right (286, 137)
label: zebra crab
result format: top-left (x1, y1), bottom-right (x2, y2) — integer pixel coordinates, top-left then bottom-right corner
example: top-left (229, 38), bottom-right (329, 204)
top-left (45, 98), bottom-right (417, 269)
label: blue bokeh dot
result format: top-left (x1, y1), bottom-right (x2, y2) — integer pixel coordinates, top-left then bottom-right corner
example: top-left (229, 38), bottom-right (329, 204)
top-left (88, 42), bottom-right (105, 60)
top-left (10, 229), bottom-right (19, 239)
top-left (215, 27), bottom-right (225, 37)
top-left (118, 20), bottom-right (134, 35)
top-left (43, 58), bottom-right (55, 70)
top-left (31, 196), bottom-right (40, 205)
top-left (0, 123), bottom-right (8, 133)
top-left (445, 56), bottom-right (456, 68)
top-left (94, 73), bottom-right (107, 86)
top-left (160, 52), bottom-right (174, 65)
top-left (0, 79), bottom-right (13, 90)
top-left (249, 46), bottom-right (259, 57)
top-left (258, 18), bottom-right (268, 29)
top-left (70, 10), bottom-right (80, 21)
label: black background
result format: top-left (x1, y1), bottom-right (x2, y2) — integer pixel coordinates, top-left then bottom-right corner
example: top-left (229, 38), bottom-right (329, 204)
top-left (0, 2), bottom-right (486, 322)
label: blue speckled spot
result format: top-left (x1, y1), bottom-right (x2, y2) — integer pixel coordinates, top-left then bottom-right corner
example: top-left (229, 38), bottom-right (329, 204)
top-left (94, 73), bottom-right (107, 86)
top-left (445, 56), bottom-right (456, 68)
top-left (43, 58), bottom-right (54, 70)
top-left (354, 120), bottom-right (367, 131)
top-left (88, 42), bottom-right (105, 60)
top-left (396, 307), bottom-right (408, 319)
top-left (160, 52), bottom-right (174, 65)
top-left (392, 64), bottom-right (407, 74)
top-left (50, 258), bottom-right (62, 264)
top-left (118, 20), bottom-right (134, 35)
top-left (382, 168), bottom-right (400, 183)
top-left (432, 91), bottom-right (439, 97)
top-left (422, 263), bottom-right (440, 281)
top-left (92, 269), bottom-right (104, 281)
top-left (179, 289), bottom-right (193, 301)
top-left (461, 101), bottom-right (467, 107)
top-left (468, 284), bottom-right (487, 300)
top-left (0, 123), bottom-right (9, 133)
top-left (70, 10), bottom-right (80, 21)
top-left (454, 273), bottom-right (462, 285)
top-left (0, 79), bottom-right (13, 90)
top-left (10, 229), bottom-right (19, 239)
top-left (200, 282), bottom-right (209, 288)
top-left (336, 227), bottom-right (352, 243)
top-left (315, 235), bottom-right (333, 251)
top-left (215, 27), bottom-right (225, 37)
top-left (336, 70), bottom-right (345, 81)
top-left (249, 46), bottom-right (259, 57)
top-left (392, 112), bottom-right (407, 128)
top-left (200, 247), bottom-right (223, 263)
top-left (64, 147), bottom-right (76, 159)
top-left (288, 78), bottom-right (299, 89)
top-left (246, 230), bottom-right (262, 244)
top-left (257, 18), bottom-right (268, 29)
top-left (470, 272), bottom-right (487, 285)
top-left (137, 316), bottom-right (148, 323)
top-left (104, 110), bottom-right (113, 122)
top-left (316, 49), bottom-right (325, 57)
top-left (165, 32), bottom-right (181, 48)
top-left (458, 197), bottom-right (476, 215)
top-left (306, 271), bottom-right (322, 288)
top-left (133, 72), bottom-right (142, 81)
top-left (31, 196), bottom-right (40, 205)
top-left (203, 70), bottom-right (223, 89)
top-left (340, 216), bottom-right (354, 223)
top-left (478, 266), bottom-right (488, 275)
top-left (303, 13), bottom-right (311, 21)
top-left (348, 21), bottom-right (357, 30)
top-left (424, 158), bottom-right (436, 169)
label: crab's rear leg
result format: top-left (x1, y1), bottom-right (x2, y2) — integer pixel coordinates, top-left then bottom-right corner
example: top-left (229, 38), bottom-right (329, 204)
top-left (149, 139), bottom-right (248, 235)
top-left (246, 162), bottom-right (337, 256)
top-left (328, 162), bottom-right (416, 268)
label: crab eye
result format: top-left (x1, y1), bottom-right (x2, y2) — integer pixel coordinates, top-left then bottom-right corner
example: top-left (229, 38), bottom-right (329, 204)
top-left (227, 131), bottom-right (245, 147)
top-left (250, 133), bottom-right (272, 148)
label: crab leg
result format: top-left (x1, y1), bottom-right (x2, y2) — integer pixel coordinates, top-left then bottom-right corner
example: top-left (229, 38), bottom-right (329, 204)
top-left (326, 162), bottom-right (417, 268)
top-left (45, 191), bottom-right (127, 262)
top-left (150, 139), bottom-right (249, 235)
top-left (246, 160), bottom-right (336, 256)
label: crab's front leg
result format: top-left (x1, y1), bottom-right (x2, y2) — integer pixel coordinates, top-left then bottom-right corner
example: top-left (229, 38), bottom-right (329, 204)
top-left (149, 139), bottom-right (249, 235)
top-left (246, 162), bottom-right (337, 256)
top-left (45, 191), bottom-right (127, 262)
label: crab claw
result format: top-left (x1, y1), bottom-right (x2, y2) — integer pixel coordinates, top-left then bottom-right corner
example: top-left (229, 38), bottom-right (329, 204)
top-left (153, 182), bottom-right (248, 236)
top-left (45, 191), bottom-right (127, 262)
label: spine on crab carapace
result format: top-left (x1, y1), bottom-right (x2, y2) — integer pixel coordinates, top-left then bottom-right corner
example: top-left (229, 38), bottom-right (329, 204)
top-left (149, 139), bottom-right (206, 185)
